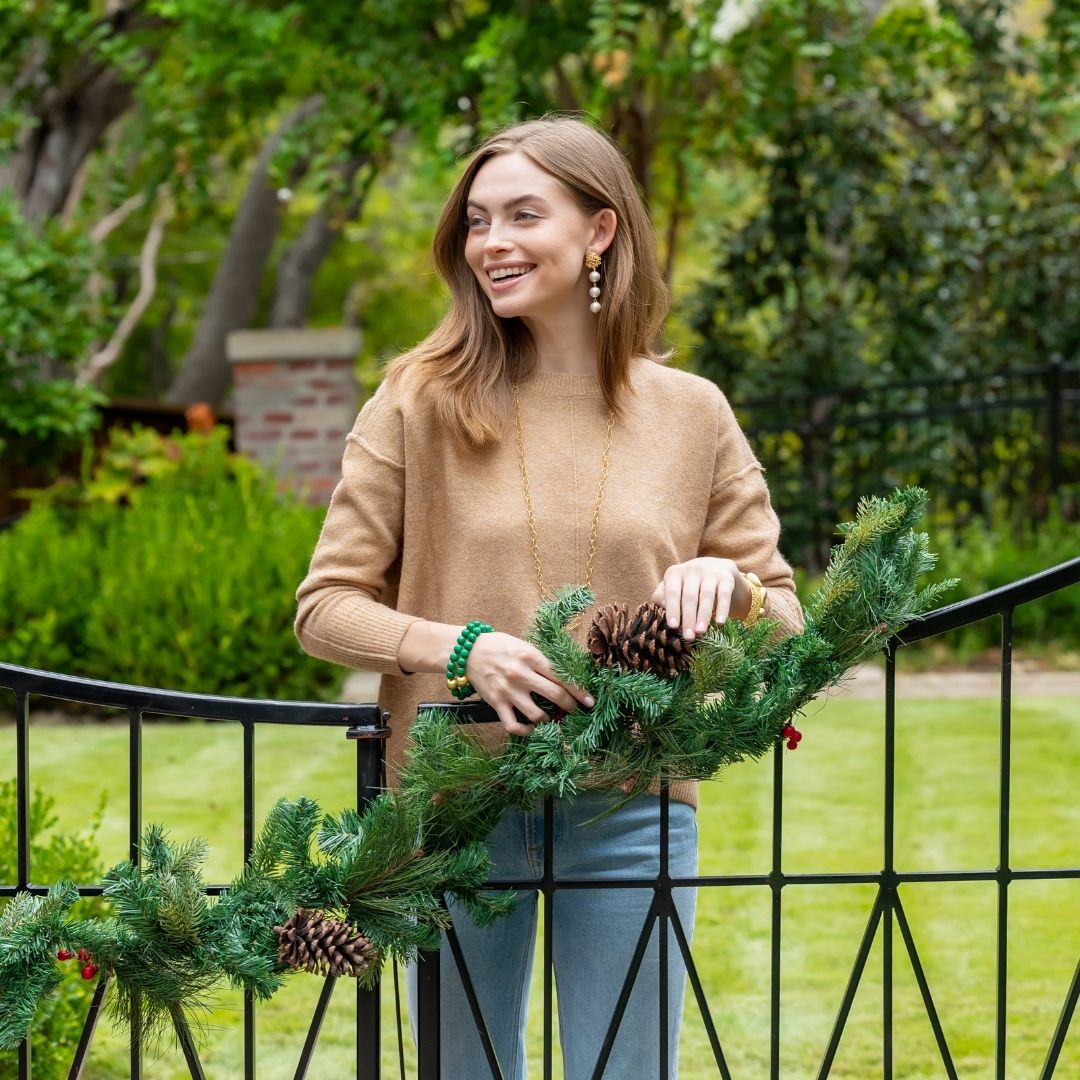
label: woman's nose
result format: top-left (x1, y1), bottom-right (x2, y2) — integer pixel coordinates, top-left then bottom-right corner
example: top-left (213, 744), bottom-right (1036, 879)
top-left (484, 220), bottom-right (513, 254)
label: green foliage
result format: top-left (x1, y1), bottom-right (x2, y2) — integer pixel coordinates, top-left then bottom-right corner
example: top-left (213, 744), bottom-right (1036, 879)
top-left (687, 0), bottom-right (1079, 569)
top-left (693, 1), bottom-right (1078, 390)
top-left (0, 884), bottom-right (78, 1056)
top-left (0, 793), bottom-right (513, 1047)
top-left (0, 782), bottom-right (106, 1078)
top-left (0, 190), bottom-right (107, 468)
top-left (919, 506), bottom-right (1080, 657)
top-left (96, 827), bottom-right (221, 1042)
top-left (0, 425), bottom-right (340, 701)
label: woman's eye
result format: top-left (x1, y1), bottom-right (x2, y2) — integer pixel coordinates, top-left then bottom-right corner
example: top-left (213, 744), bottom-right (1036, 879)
top-left (516, 210), bottom-right (538, 220)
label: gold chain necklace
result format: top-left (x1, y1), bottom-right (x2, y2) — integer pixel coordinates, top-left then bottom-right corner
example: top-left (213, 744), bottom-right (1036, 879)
top-left (512, 383), bottom-right (615, 629)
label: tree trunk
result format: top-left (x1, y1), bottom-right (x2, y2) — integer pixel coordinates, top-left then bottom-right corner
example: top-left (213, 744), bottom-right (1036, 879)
top-left (269, 155), bottom-right (370, 328)
top-left (0, 4), bottom-right (167, 221)
top-left (165, 96), bottom-right (324, 408)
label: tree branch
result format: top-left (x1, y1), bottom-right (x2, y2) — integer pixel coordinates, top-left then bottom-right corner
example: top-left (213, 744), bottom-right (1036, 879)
top-left (88, 190), bottom-right (148, 244)
top-left (77, 187), bottom-right (172, 387)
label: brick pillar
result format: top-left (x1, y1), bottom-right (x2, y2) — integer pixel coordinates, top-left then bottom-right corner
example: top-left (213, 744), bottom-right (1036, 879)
top-left (227, 328), bottom-right (360, 504)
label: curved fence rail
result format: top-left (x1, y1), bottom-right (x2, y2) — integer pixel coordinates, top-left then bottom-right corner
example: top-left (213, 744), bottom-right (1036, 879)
top-left (3, 554), bottom-right (1079, 1078)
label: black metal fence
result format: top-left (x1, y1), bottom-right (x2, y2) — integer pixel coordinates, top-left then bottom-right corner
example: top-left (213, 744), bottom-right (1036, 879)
top-left (739, 360), bottom-right (1080, 573)
top-left (3, 553), bottom-right (1080, 1077)
top-left (0, 668), bottom-right (389, 1080)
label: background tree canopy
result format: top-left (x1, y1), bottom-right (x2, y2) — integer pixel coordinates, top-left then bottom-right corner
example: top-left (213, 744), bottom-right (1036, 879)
top-left (1, 0), bottom-right (1077, 564)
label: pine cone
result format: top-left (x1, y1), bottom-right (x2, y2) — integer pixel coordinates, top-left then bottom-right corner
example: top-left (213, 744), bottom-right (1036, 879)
top-left (274, 908), bottom-right (375, 978)
top-left (587, 602), bottom-right (694, 679)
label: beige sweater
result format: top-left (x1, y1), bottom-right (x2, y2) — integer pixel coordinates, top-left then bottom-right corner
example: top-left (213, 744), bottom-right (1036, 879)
top-left (294, 357), bottom-right (803, 809)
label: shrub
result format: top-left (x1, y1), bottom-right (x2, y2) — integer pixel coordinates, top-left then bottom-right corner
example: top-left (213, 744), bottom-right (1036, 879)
top-left (0, 426), bottom-right (343, 701)
top-left (0, 189), bottom-right (107, 474)
top-left (921, 507), bottom-right (1080, 658)
top-left (0, 782), bottom-right (107, 1079)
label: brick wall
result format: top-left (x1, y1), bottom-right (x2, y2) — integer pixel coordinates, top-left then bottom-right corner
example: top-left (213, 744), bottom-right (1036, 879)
top-left (227, 328), bottom-right (360, 504)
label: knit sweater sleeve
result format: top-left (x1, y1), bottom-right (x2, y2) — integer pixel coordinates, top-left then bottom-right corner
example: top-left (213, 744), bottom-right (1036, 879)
top-left (293, 383), bottom-right (422, 674)
top-left (698, 389), bottom-right (804, 639)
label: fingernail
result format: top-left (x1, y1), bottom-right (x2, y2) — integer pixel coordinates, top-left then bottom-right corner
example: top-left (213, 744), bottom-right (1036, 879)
top-left (668, 617), bottom-right (677, 628)
top-left (697, 622), bottom-right (707, 633)
top-left (684, 628), bottom-right (694, 640)
top-left (584, 695), bottom-right (595, 708)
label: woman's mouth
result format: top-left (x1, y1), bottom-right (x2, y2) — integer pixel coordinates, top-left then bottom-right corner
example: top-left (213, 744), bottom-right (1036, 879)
top-left (487, 266), bottom-right (535, 292)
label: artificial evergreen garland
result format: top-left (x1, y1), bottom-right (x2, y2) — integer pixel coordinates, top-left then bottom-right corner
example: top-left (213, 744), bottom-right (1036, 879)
top-left (0, 487), bottom-right (956, 1055)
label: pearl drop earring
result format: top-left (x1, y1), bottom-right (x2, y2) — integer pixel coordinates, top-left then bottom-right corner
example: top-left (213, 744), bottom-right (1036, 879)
top-left (585, 250), bottom-right (602, 314)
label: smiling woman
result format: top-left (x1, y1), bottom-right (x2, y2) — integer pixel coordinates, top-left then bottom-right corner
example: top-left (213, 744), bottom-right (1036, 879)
top-left (293, 114), bottom-right (803, 1078)
top-left (464, 168), bottom-right (604, 322)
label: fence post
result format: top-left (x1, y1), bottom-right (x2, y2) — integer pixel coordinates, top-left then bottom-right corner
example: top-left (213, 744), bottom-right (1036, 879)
top-left (415, 949), bottom-right (441, 1080)
top-left (349, 713), bottom-right (392, 1080)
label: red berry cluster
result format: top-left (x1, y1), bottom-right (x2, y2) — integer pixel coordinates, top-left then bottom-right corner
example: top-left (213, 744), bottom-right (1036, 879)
top-left (781, 723), bottom-right (803, 750)
top-left (57, 946), bottom-right (98, 980)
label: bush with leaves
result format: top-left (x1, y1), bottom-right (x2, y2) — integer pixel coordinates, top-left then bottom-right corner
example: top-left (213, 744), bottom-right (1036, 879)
top-left (0, 191), bottom-right (107, 475)
top-left (0, 425), bottom-right (340, 700)
top-left (918, 507), bottom-right (1080, 661)
top-left (688, 0), bottom-right (1079, 570)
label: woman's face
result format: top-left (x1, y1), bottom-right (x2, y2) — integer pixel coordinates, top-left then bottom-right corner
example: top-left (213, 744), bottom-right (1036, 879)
top-left (463, 150), bottom-right (612, 320)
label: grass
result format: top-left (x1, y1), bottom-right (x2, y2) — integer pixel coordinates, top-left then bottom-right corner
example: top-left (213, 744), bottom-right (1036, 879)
top-left (1, 683), bottom-right (1078, 1078)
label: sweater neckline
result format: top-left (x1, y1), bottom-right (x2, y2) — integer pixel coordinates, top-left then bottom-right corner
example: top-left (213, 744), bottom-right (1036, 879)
top-left (519, 368), bottom-right (602, 398)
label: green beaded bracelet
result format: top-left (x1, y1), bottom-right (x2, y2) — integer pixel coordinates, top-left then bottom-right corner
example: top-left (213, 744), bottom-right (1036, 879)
top-left (445, 620), bottom-right (493, 699)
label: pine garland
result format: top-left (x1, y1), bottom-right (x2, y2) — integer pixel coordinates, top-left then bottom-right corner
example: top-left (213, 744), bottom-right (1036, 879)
top-left (0, 486), bottom-right (956, 1055)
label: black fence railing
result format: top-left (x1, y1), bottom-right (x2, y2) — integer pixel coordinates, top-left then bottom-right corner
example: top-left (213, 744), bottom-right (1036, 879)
top-left (0, 667), bottom-right (389, 1080)
top-left (412, 555), bottom-right (1080, 1080)
top-left (3, 554), bottom-right (1080, 1077)
top-left (738, 360), bottom-right (1080, 573)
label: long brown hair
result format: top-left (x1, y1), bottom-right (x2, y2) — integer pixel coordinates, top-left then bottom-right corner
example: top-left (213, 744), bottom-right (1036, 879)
top-left (383, 115), bottom-right (672, 446)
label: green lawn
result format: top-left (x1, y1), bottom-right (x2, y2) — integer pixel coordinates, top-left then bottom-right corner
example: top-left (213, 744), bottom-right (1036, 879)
top-left (2, 687), bottom-right (1078, 1078)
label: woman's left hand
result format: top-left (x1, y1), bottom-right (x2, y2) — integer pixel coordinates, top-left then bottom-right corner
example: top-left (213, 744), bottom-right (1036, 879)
top-left (650, 557), bottom-right (750, 642)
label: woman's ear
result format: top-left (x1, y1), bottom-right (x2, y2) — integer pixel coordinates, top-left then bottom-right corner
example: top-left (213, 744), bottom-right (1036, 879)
top-left (590, 208), bottom-right (617, 255)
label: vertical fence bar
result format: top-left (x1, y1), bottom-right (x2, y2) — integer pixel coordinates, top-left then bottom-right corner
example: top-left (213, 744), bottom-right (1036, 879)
top-left (15, 690), bottom-right (31, 1079)
top-left (18, 1033), bottom-right (31, 1080)
top-left (883, 648), bottom-right (896, 1080)
top-left (128, 705), bottom-right (142, 1080)
top-left (996, 609), bottom-right (1014, 1080)
top-left (15, 690), bottom-right (30, 890)
top-left (415, 946), bottom-right (440, 1080)
top-left (770, 739), bottom-right (784, 1080)
top-left (543, 794), bottom-right (554, 1080)
top-left (129, 706), bottom-right (143, 864)
top-left (129, 1004), bottom-right (142, 1080)
top-left (350, 714), bottom-right (390, 1080)
top-left (658, 782), bottom-right (670, 1080)
top-left (243, 720), bottom-right (256, 1080)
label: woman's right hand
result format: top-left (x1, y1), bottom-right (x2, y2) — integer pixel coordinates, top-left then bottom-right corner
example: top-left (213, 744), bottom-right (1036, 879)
top-left (466, 631), bottom-right (594, 737)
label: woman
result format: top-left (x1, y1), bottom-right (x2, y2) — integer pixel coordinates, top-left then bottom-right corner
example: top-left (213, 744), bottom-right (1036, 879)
top-left (294, 115), bottom-right (803, 1078)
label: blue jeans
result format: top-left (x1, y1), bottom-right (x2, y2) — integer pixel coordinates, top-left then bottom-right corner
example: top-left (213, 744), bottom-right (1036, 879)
top-left (407, 791), bottom-right (698, 1079)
